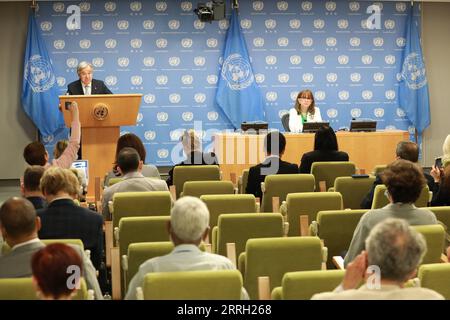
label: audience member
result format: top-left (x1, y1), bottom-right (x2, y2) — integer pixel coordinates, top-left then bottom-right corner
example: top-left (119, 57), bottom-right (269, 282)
top-left (344, 160), bottom-right (437, 265)
top-left (37, 167), bottom-right (104, 272)
top-left (102, 147), bottom-right (170, 220)
top-left (361, 141), bottom-right (436, 209)
top-left (166, 129), bottom-right (218, 187)
top-left (312, 218), bottom-right (444, 300)
top-left (23, 103), bottom-right (80, 169)
top-left (299, 126), bottom-right (349, 173)
top-left (0, 197), bottom-right (102, 299)
top-left (430, 163), bottom-right (450, 206)
top-left (21, 166), bottom-right (47, 210)
top-left (104, 133), bottom-right (161, 187)
top-left (125, 196), bottom-right (248, 300)
top-left (442, 134), bottom-right (450, 165)
top-left (246, 131), bottom-right (298, 199)
top-left (288, 89), bottom-right (322, 133)
top-left (31, 243), bottom-right (83, 300)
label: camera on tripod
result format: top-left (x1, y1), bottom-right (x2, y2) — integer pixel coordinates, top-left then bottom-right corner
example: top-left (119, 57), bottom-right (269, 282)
top-left (194, 1), bottom-right (225, 23)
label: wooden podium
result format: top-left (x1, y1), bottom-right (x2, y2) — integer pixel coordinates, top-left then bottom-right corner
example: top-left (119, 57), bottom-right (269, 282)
top-left (59, 94), bottom-right (142, 197)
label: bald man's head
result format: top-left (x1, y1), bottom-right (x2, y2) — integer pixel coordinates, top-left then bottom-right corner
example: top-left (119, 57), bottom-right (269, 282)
top-left (0, 197), bottom-right (37, 239)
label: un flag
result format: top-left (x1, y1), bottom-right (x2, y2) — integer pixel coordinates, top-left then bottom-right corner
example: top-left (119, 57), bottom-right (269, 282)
top-left (215, 8), bottom-right (265, 129)
top-left (21, 10), bottom-right (64, 137)
top-left (399, 4), bottom-right (430, 135)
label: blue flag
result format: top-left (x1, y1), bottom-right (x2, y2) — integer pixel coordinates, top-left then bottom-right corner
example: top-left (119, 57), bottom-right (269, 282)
top-left (215, 8), bottom-right (265, 129)
top-left (21, 10), bottom-right (65, 137)
top-left (398, 4), bottom-right (430, 135)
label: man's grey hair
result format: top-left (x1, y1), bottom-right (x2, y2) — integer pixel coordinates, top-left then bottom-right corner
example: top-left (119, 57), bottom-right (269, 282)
top-left (77, 61), bottom-right (93, 75)
top-left (365, 218), bottom-right (427, 282)
top-left (170, 196), bottom-right (209, 242)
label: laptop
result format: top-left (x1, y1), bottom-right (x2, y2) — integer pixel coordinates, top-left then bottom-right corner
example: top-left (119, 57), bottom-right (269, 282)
top-left (71, 160), bottom-right (89, 186)
top-left (302, 122), bottom-right (330, 133)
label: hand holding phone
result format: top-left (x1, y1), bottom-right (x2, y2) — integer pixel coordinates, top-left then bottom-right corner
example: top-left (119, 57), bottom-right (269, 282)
top-left (435, 157), bottom-right (443, 169)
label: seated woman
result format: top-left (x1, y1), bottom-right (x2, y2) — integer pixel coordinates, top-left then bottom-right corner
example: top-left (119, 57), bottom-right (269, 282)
top-left (288, 89), bottom-right (322, 133)
top-left (430, 161), bottom-right (450, 206)
top-left (31, 243), bottom-right (83, 300)
top-left (166, 129), bottom-right (218, 187)
top-left (104, 133), bottom-right (161, 186)
top-left (299, 126), bottom-right (349, 173)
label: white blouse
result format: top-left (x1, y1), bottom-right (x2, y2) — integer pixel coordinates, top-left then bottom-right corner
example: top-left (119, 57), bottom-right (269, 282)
top-left (288, 107), bottom-right (323, 133)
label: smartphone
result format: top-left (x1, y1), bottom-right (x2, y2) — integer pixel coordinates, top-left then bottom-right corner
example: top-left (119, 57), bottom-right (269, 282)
top-left (65, 101), bottom-right (71, 110)
top-left (435, 157), bottom-right (442, 169)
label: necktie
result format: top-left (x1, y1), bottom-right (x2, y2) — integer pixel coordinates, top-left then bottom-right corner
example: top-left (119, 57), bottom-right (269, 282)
top-left (84, 85), bottom-right (91, 95)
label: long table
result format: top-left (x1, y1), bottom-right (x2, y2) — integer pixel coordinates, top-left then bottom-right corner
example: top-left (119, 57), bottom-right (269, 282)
top-left (213, 130), bottom-right (410, 181)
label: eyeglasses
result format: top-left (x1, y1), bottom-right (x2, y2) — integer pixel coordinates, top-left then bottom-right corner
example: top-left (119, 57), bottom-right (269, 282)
top-left (299, 97), bottom-right (312, 100)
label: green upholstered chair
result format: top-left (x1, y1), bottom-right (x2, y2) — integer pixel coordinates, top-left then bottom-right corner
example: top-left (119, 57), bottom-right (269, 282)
top-left (0, 278), bottom-right (92, 300)
top-left (108, 177), bottom-right (123, 186)
top-left (201, 194), bottom-right (258, 241)
top-left (310, 162), bottom-right (356, 192)
top-left (173, 165), bottom-right (221, 199)
top-left (112, 191), bottom-right (172, 230)
top-left (371, 184), bottom-right (430, 209)
top-left (140, 270), bottom-right (243, 300)
top-left (238, 169), bottom-right (250, 194)
top-left (332, 176), bottom-right (376, 209)
top-left (418, 263), bottom-right (450, 299)
top-left (372, 165), bottom-right (387, 176)
top-left (426, 206), bottom-right (450, 231)
top-left (412, 224), bottom-right (446, 264)
top-left (212, 213), bottom-right (284, 257)
top-left (261, 174), bottom-right (315, 213)
top-left (271, 270), bottom-right (345, 300)
top-left (310, 209), bottom-right (367, 268)
top-left (181, 180), bottom-right (235, 198)
top-left (238, 236), bottom-right (323, 299)
top-left (281, 192), bottom-right (343, 236)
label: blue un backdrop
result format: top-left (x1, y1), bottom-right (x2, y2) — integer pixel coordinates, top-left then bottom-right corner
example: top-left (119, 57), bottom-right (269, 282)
top-left (35, 0), bottom-right (417, 165)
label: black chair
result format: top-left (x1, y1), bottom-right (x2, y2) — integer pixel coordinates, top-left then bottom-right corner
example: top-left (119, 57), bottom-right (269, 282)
top-left (281, 113), bottom-right (290, 132)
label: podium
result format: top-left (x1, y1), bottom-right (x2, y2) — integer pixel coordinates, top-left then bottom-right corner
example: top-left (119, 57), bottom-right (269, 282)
top-left (59, 94), bottom-right (142, 197)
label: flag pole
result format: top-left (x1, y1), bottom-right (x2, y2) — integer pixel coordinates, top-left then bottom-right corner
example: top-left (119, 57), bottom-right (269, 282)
top-left (31, 0), bottom-right (37, 10)
top-left (232, 0), bottom-right (239, 10)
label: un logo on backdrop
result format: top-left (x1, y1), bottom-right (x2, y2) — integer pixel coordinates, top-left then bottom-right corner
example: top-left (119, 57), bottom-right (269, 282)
top-left (105, 76), bottom-right (117, 86)
top-left (303, 73), bottom-right (314, 83)
top-left (401, 53), bottom-right (428, 89)
top-left (24, 55), bottom-right (55, 93)
top-left (253, 37), bottom-right (265, 47)
top-left (181, 2), bottom-right (192, 11)
top-left (385, 90), bottom-right (396, 100)
top-left (265, 19), bottom-right (277, 29)
top-left (182, 75), bottom-right (193, 85)
top-left (396, 38), bottom-right (406, 47)
top-left (105, 2), bottom-right (116, 12)
top-left (92, 20), bottom-right (104, 31)
top-left (130, 2), bottom-right (142, 12)
top-left (290, 55), bottom-right (301, 65)
top-left (156, 75), bottom-right (168, 86)
top-left (326, 2), bottom-right (337, 12)
top-left (373, 37), bottom-right (384, 47)
top-left (314, 55), bottom-right (326, 65)
top-left (362, 55), bottom-right (373, 65)
top-left (351, 108), bottom-right (362, 118)
top-left (350, 73), bottom-right (361, 82)
top-left (42, 134), bottom-right (54, 144)
top-left (374, 108), bottom-right (385, 118)
top-left (117, 57), bottom-right (129, 68)
top-left (169, 94), bottom-right (181, 104)
top-left (169, 57), bottom-right (181, 67)
top-left (385, 20), bottom-right (395, 30)
top-left (207, 38), bottom-right (218, 48)
top-left (396, 3), bottom-right (407, 12)
top-left (327, 73), bottom-right (337, 83)
top-left (373, 73), bottom-right (384, 82)
top-left (302, 1), bottom-right (313, 11)
top-left (385, 125), bottom-right (397, 131)
top-left (105, 39), bottom-right (117, 49)
top-left (221, 54), bottom-right (255, 91)
top-left (207, 111), bottom-right (219, 121)
top-left (157, 112), bottom-right (169, 122)
top-left (314, 19), bottom-right (325, 29)
top-left (156, 38), bottom-right (168, 49)
top-left (350, 37), bottom-right (360, 47)
top-left (143, 57), bottom-right (155, 67)
top-left (143, 20), bottom-right (155, 30)
top-left (155, 2), bottom-right (167, 12)
top-left (144, 94), bottom-right (156, 104)
top-left (255, 74), bottom-right (265, 84)
top-left (327, 109), bottom-right (338, 118)
top-left (131, 76), bottom-right (143, 86)
top-left (241, 19), bottom-right (252, 29)
top-left (277, 1), bottom-right (288, 11)
top-left (144, 131), bottom-right (156, 141)
top-left (278, 74), bottom-right (290, 83)
top-left (338, 55), bottom-right (349, 65)
top-left (130, 39), bottom-right (142, 49)
top-left (349, 2), bottom-right (360, 12)
top-left (396, 108), bottom-right (406, 117)
top-left (266, 92), bottom-right (278, 102)
top-left (157, 149), bottom-right (169, 159)
top-left (207, 75), bottom-right (218, 85)
top-left (219, 20), bottom-right (229, 30)
top-left (194, 93), bottom-right (206, 104)
top-left (278, 110), bottom-right (289, 118)
top-left (385, 55), bottom-right (396, 65)
top-left (182, 112), bottom-right (194, 121)
top-left (194, 56), bottom-right (206, 66)
top-left (40, 21), bottom-right (52, 32)
top-left (253, 1), bottom-right (264, 11)
top-left (337, 19), bottom-right (348, 29)
top-left (338, 91), bottom-right (349, 101)
top-left (117, 20), bottom-right (129, 30)
top-left (278, 37), bottom-right (289, 47)
top-left (302, 37), bottom-right (313, 47)
top-left (66, 58), bottom-right (78, 68)
top-left (362, 90), bottom-right (373, 100)
top-left (181, 38), bottom-right (193, 48)
top-left (79, 2), bottom-right (90, 12)
top-left (79, 40), bottom-right (91, 49)
top-left (289, 19), bottom-right (301, 29)
top-left (92, 58), bottom-right (104, 68)
top-left (170, 130), bottom-right (183, 141)
top-left (169, 20), bottom-right (180, 30)
top-left (137, 113), bottom-right (143, 123)
top-left (54, 40), bottom-right (65, 50)
top-left (53, 2), bottom-right (64, 12)
top-left (266, 56), bottom-right (277, 65)
top-left (290, 91), bottom-right (298, 101)
top-left (194, 20), bottom-right (205, 30)
top-left (315, 91), bottom-right (326, 100)
top-left (57, 77), bottom-right (66, 87)
top-left (326, 37), bottom-right (337, 47)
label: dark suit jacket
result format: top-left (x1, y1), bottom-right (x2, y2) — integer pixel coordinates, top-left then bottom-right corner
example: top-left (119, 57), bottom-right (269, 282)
top-left (246, 156), bottom-right (299, 199)
top-left (299, 150), bottom-right (349, 174)
top-left (360, 171), bottom-right (437, 209)
top-left (67, 79), bottom-right (112, 95)
top-left (37, 199), bottom-right (104, 270)
top-left (166, 151), bottom-right (219, 187)
top-left (26, 196), bottom-right (47, 210)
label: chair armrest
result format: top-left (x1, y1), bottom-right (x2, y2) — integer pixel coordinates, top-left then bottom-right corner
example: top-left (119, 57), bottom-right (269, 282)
top-left (111, 247), bottom-right (121, 300)
top-left (113, 227), bottom-right (119, 247)
top-left (279, 201), bottom-right (287, 216)
top-left (104, 221), bottom-right (113, 267)
top-left (260, 182), bottom-right (265, 193)
top-left (108, 201), bottom-right (113, 215)
top-left (283, 222), bottom-right (289, 237)
top-left (321, 246), bottom-right (328, 270)
top-left (332, 256), bottom-right (345, 270)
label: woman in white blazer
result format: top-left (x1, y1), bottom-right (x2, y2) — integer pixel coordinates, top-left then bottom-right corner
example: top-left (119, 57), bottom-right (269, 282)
top-left (288, 89), bottom-right (322, 133)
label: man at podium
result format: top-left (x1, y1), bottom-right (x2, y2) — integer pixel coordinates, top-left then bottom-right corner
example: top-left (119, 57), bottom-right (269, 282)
top-left (66, 61), bottom-right (112, 95)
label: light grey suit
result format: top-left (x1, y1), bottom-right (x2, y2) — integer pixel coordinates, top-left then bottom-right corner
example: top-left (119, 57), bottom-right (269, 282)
top-left (0, 240), bottom-right (103, 300)
top-left (103, 164), bottom-right (161, 187)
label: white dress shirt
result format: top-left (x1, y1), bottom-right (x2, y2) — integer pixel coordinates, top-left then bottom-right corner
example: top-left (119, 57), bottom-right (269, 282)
top-left (83, 83), bottom-right (91, 95)
top-left (288, 107), bottom-right (322, 133)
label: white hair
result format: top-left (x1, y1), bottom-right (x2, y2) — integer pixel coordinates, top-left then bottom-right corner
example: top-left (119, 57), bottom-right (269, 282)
top-left (442, 135), bottom-right (450, 165)
top-left (170, 196), bottom-right (209, 242)
top-left (77, 61), bottom-right (93, 75)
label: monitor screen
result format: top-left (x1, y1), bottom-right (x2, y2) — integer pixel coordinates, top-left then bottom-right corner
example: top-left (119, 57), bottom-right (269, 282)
top-left (71, 160), bottom-right (89, 186)
top-left (350, 120), bottom-right (377, 132)
top-left (302, 122), bottom-right (330, 133)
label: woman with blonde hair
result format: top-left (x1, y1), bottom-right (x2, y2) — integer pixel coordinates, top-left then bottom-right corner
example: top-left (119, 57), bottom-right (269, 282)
top-left (288, 89), bottom-right (322, 133)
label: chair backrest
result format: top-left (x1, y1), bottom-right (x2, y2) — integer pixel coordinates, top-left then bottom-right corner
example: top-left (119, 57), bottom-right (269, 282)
top-left (371, 184), bottom-right (430, 209)
top-left (201, 194), bottom-right (257, 238)
top-left (426, 206), bottom-right (450, 231)
top-left (142, 270), bottom-right (243, 300)
top-left (108, 177), bottom-right (123, 186)
top-left (372, 165), bottom-right (387, 176)
top-left (261, 174), bottom-right (315, 212)
top-left (41, 239), bottom-right (85, 251)
top-left (112, 191), bottom-right (172, 229)
top-left (118, 216), bottom-right (171, 257)
top-left (281, 113), bottom-right (290, 132)
top-left (272, 270), bottom-right (345, 300)
top-left (173, 165), bottom-right (221, 199)
top-left (418, 263), bottom-right (450, 299)
top-left (239, 169), bottom-right (250, 194)
top-left (311, 162), bottom-right (356, 191)
top-left (0, 277), bottom-right (90, 300)
top-left (315, 209), bottom-right (367, 268)
top-left (412, 224), bottom-right (445, 264)
top-left (182, 181), bottom-right (234, 198)
top-left (239, 236), bottom-right (323, 299)
top-left (334, 176), bottom-right (376, 209)
top-left (214, 213), bottom-right (284, 257)
top-left (286, 192), bottom-right (343, 236)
